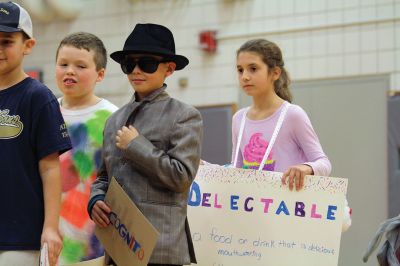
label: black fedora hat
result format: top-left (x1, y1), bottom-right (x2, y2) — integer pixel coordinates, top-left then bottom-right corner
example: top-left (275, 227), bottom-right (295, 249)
top-left (110, 23), bottom-right (189, 70)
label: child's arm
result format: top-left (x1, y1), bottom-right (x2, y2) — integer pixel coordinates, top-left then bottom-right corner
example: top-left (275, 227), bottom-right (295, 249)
top-left (91, 200), bottom-right (111, 228)
top-left (88, 158), bottom-right (111, 224)
top-left (117, 108), bottom-right (203, 192)
top-left (280, 105), bottom-right (331, 191)
top-left (290, 106), bottom-right (332, 176)
top-left (39, 152), bottom-right (63, 266)
top-left (281, 164), bottom-right (313, 191)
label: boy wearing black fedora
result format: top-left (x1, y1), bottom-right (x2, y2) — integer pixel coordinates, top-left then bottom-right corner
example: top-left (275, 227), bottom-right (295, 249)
top-left (88, 23), bottom-right (203, 266)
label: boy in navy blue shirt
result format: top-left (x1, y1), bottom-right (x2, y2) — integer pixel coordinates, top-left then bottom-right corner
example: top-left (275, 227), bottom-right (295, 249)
top-left (0, 2), bottom-right (72, 265)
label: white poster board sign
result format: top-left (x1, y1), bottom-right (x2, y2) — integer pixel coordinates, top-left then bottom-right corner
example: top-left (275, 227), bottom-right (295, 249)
top-left (188, 166), bottom-right (347, 266)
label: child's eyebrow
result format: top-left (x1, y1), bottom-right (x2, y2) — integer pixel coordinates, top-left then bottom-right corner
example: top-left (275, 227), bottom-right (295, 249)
top-left (57, 57), bottom-right (87, 64)
top-left (73, 59), bottom-right (89, 64)
top-left (0, 33), bottom-right (15, 38)
top-left (237, 63), bottom-right (258, 68)
top-left (247, 63), bottom-right (259, 67)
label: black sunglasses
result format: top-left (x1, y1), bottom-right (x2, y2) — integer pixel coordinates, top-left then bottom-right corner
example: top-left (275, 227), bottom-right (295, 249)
top-left (120, 57), bottom-right (168, 74)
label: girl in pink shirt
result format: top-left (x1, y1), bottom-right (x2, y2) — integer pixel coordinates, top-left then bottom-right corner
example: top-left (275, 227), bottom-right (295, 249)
top-left (233, 39), bottom-right (331, 191)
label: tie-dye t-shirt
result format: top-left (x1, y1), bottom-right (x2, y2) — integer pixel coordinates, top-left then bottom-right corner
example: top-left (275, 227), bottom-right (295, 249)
top-left (58, 99), bottom-right (118, 264)
top-left (231, 102), bottom-right (331, 176)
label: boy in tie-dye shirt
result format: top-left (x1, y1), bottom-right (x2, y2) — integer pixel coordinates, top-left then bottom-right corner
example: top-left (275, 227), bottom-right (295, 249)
top-left (55, 32), bottom-right (118, 264)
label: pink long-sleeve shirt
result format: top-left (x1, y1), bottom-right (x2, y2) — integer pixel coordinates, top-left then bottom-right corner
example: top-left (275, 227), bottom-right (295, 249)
top-left (231, 102), bottom-right (331, 176)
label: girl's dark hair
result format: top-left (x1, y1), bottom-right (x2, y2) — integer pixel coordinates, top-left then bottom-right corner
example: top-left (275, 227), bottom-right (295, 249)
top-left (237, 39), bottom-right (292, 103)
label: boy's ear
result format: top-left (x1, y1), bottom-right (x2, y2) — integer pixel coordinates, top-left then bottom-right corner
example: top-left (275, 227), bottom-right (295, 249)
top-left (165, 62), bottom-right (176, 77)
top-left (23, 38), bottom-right (36, 55)
top-left (96, 68), bottom-right (106, 82)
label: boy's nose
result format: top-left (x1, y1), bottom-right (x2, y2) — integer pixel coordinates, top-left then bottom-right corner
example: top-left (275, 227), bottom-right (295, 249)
top-left (66, 66), bottom-right (75, 74)
top-left (242, 73), bottom-right (250, 81)
top-left (132, 64), bottom-right (141, 73)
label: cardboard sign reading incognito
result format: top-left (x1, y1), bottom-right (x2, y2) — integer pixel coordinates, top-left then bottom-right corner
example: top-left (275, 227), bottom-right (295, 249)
top-left (95, 178), bottom-right (159, 266)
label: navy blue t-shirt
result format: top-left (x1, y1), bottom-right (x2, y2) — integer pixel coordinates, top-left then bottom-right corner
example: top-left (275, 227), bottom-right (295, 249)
top-left (0, 77), bottom-right (72, 250)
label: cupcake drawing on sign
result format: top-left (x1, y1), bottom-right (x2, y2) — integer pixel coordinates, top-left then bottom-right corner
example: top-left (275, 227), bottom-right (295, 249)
top-left (243, 133), bottom-right (275, 171)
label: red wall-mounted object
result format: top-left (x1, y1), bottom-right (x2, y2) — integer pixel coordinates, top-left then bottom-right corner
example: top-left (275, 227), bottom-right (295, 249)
top-left (26, 69), bottom-right (43, 82)
top-left (199, 30), bottom-right (217, 53)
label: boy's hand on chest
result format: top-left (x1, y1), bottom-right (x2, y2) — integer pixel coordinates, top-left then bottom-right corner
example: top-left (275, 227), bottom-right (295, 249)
top-left (115, 125), bottom-right (139, 150)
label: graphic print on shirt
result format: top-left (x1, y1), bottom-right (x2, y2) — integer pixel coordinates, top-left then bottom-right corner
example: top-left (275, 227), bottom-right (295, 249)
top-left (0, 109), bottom-right (23, 139)
top-left (243, 132), bottom-right (275, 171)
top-left (59, 109), bottom-right (112, 264)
